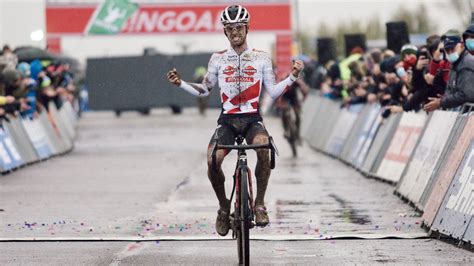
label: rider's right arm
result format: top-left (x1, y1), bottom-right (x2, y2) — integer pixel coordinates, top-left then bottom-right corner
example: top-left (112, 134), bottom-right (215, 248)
top-left (178, 54), bottom-right (219, 97)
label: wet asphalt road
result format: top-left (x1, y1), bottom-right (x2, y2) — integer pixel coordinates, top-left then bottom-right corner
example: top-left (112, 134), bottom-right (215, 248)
top-left (0, 108), bottom-right (472, 265)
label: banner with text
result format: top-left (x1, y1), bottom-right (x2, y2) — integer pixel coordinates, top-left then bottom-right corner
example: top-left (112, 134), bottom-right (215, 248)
top-left (46, 2), bottom-right (291, 36)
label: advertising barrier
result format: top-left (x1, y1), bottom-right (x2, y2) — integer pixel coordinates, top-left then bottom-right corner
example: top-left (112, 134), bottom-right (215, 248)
top-left (422, 115), bottom-right (474, 227)
top-left (301, 94), bottom-right (321, 139)
top-left (360, 113), bottom-right (401, 176)
top-left (295, 94), bottom-right (474, 243)
top-left (430, 141), bottom-right (474, 242)
top-left (0, 132), bottom-right (14, 172)
top-left (348, 104), bottom-right (381, 168)
top-left (375, 112), bottom-right (428, 183)
top-left (396, 111), bottom-right (458, 207)
top-left (0, 127), bottom-right (23, 171)
top-left (37, 113), bottom-right (60, 156)
top-left (307, 98), bottom-right (333, 148)
top-left (418, 116), bottom-right (468, 210)
top-left (0, 102), bottom-right (77, 174)
top-left (314, 100), bottom-right (341, 151)
top-left (324, 104), bottom-right (364, 157)
top-left (22, 118), bottom-right (53, 160)
top-left (4, 118), bottom-right (39, 164)
top-left (339, 104), bottom-right (372, 163)
top-left (49, 102), bottom-right (74, 151)
top-left (353, 105), bottom-right (381, 169)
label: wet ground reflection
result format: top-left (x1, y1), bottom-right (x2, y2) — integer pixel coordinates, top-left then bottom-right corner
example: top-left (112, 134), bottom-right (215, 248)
top-left (328, 194), bottom-right (371, 225)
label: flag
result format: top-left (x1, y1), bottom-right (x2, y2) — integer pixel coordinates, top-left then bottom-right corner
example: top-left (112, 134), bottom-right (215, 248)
top-left (86, 0), bottom-right (138, 35)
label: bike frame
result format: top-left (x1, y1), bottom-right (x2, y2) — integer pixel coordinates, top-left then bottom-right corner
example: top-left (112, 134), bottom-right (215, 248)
top-left (211, 135), bottom-right (278, 265)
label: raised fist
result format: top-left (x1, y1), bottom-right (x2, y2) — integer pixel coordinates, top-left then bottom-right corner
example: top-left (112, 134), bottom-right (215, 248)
top-left (167, 68), bottom-right (182, 86)
top-left (291, 59), bottom-right (304, 78)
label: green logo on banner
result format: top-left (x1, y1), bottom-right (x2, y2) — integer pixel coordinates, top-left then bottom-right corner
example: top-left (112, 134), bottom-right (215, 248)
top-left (87, 0), bottom-right (138, 35)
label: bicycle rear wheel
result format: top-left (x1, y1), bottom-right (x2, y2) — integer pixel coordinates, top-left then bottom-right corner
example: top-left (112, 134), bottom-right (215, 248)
top-left (288, 111), bottom-right (298, 157)
top-left (237, 167), bottom-right (250, 265)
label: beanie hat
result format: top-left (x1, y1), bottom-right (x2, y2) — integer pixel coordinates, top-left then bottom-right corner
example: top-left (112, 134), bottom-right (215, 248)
top-left (462, 24), bottom-right (474, 41)
top-left (400, 44), bottom-right (418, 59)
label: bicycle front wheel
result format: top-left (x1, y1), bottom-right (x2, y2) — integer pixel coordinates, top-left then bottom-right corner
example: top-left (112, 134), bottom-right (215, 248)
top-left (237, 167), bottom-right (250, 265)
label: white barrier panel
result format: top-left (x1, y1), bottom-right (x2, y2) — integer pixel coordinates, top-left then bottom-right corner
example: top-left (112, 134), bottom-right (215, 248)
top-left (339, 104), bottom-right (372, 163)
top-left (0, 128), bottom-right (19, 172)
top-left (308, 98), bottom-right (333, 148)
top-left (62, 101), bottom-right (78, 127)
top-left (360, 113), bottom-right (401, 175)
top-left (0, 127), bottom-right (24, 168)
top-left (36, 116), bottom-right (59, 156)
top-left (419, 116), bottom-right (468, 210)
top-left (0, 135), bottom-right (13, 172)
top-left (48, 102), bottom-right (73, 151)
top-left (302, 96), bottom-right (324, 141)
top-left (301, 95), bottom-right (321, 139)
top-left (314, 100), bottom-right (341, 150)
top-left (22, 119), bottom-right (53, 160)
top-left (59, 107), bottom-right (75, 139)
top-left (431, 140), bottom-right (474, 242)
top-left (324, 104), bottom-right (364, 157)
top-left (376, 112), bottom-right (428, 183)
top-left (38, 111), bottom-right (64, 155)
top-left (348, 105), bottom-right (381, 168)
top-left (4, 118), bottom-right (39, 163)
top-left (396, 111), bottom-right (458, 206)
top-left (352, 105), bottom-right (382, 168)
top-left (2, 118), bottom-right (37, 163)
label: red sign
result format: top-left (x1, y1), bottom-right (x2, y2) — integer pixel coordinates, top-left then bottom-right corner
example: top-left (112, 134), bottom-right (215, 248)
top-left (46, 3), bottom-right (291, 35)
top-left (276, 33), bottom-right (293, 81)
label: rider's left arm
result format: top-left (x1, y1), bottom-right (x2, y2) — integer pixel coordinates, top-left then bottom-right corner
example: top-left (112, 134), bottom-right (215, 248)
top-left (262, 54), bottom-right (297, 99)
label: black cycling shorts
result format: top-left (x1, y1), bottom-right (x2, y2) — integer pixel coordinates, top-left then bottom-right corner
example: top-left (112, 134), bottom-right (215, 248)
top-left (208, 113), bottom-right (269, 147)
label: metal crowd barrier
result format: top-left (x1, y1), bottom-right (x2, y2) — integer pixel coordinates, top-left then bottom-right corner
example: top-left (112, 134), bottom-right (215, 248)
top-left (301, 95), bottom-right (474, 244)
top-left (0, 101), bottom-right (77, 174)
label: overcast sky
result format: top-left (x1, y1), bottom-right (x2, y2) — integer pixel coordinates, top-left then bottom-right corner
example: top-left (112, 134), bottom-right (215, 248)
top-left (0, 0), bottom-right (471, 64)
top-left (294, 0), bottom-right (465, 35)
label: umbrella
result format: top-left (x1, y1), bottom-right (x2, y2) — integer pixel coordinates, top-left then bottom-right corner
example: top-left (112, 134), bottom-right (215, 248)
top-left (14, 46), bottom-right (58, 63)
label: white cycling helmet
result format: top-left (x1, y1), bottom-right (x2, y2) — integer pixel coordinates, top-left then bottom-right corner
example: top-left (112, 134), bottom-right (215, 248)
top-left (220, 5), bottom-right (250, 25)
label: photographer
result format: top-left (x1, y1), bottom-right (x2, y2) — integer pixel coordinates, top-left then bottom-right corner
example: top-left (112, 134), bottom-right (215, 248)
top-left (424, 29), bottom-right (474, 112)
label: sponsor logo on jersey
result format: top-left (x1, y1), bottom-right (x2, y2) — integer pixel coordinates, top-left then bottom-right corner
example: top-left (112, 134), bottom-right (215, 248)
top-left (223, 66), bottom-right (236, 76)
top-left (225, 76), bottom-right (254, 83)
top-left (242, 54), bottom-right (252, 61)
top-left (243, 65), bottom-right (257, 76)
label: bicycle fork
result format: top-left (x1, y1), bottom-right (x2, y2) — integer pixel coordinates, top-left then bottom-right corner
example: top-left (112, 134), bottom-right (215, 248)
top-left (230, 154), bottom-right (255, 238)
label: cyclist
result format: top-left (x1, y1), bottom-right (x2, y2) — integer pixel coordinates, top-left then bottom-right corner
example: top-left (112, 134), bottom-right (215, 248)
top-left (276, 64), bottom-right (310, 145)
top-left (166, 5), bottom-right (304, 236)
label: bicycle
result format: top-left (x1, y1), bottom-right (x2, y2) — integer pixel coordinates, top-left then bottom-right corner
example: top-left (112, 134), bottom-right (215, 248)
top-left (211, 135), bottom-right (278, 265)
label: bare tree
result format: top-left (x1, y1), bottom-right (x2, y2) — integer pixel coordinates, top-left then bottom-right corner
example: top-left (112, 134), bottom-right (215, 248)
top-left (449, 0), bottom-right (474, 26)
top-left (391, 4), bottom-right (436, 34)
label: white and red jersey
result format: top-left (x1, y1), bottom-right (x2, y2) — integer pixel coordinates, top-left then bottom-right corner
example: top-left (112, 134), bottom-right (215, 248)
top-left (179, 47), bottom-right (297, 115)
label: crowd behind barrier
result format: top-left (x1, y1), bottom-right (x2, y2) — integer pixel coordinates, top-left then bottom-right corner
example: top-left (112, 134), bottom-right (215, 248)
top-left (301, 93), bottom-right (473, 245)
top-left (294, 24), bottom-right (474, 247)
top-left (0, 44), bottom-right (78, 174)
top-left (295, 23), bottom-right (474, 245)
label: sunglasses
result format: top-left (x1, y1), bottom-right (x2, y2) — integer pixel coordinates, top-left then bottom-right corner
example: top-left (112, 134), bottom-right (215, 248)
top-left (224, 23), bottom-right (246, 33)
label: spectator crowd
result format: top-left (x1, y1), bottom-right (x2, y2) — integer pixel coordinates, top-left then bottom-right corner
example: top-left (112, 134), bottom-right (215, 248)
top-left (298, 24), bottom-right (474, 117)
top-left (0, 45), bottom-right (77, 121)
